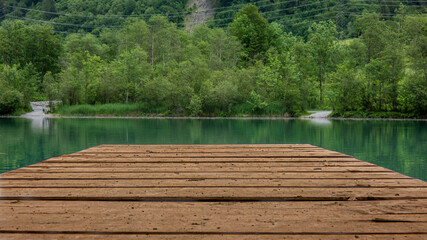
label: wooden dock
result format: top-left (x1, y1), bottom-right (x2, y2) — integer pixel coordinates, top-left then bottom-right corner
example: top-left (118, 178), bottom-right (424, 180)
top-left (0, 144), bottom-right (426, 239)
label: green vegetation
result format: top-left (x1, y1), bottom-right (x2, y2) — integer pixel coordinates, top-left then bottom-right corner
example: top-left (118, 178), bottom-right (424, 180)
top-left (55, 103), bottom-right (165, 116)
top-left (1, 0), bottom-right (189, 31)
top-left (0, 1), bottom-right (426, 118)
top-left (329, 111), bottom-right (416, 119)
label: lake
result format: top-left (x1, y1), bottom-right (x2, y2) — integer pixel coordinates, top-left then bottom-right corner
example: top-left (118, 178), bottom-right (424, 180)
top-left (0, 117), bottom-right (426, 181)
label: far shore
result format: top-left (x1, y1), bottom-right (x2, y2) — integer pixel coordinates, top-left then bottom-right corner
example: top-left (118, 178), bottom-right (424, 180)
top-left (2, 114), bottom-right (426, 121)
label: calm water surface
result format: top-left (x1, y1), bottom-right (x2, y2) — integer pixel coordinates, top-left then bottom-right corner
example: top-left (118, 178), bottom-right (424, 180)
top-left (0, 117), bottom-right (426, 181)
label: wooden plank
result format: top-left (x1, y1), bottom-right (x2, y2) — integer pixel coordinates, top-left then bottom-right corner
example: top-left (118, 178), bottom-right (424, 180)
top-left (42, 157), bottom-right (361, 163)
top-left (0, 200), bottom-right (426, 233)
top-left (2, 178), bottom-right (426, 188)
top-left (64, 152), bottom-right (352, 158)
top-left (31, 161), bottom-right (376, 167)
top-left (0, 172), bottom-right (412, 179)
top-left (77, 144), bottom-right (328, 150)
top-left (2, 234), bottom-right (426, 240)
top-left (69, 144), bottom-right (350, 155)
top-left (10, 166), bottom-right (391, 173)
top-left (76, 150), bottom-right (343, 154)
top-left (78, 145), bottom-right (341, 154)
top-left (87, 144), bottom-right (318, 149)
top-left (1, 187), bottom-right (426, 200)
top-left (1, 144), bottom-right (426, 239)
top-left (78, 148), bottom-right (342, 153)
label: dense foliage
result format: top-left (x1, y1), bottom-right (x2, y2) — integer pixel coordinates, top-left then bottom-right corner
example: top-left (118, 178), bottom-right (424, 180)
top-left (213, 0), bottom-right (426, 37)
top-left (2, 0), bottom-right (425, 36)
top-left (1, 0), bottom-right (188, 32)
top-left (0, 1), bottom-right (426, 117)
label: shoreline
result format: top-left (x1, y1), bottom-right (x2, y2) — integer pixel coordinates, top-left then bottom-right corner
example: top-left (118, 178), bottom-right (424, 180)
top-left (8, 102), bottom-right (424, 121)
top-left (1, 114), bottom-right (427, 121)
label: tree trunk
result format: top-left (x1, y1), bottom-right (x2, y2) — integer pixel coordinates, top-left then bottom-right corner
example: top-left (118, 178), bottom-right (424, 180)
top-left (126, 88), bottom-right (129, 103)
top-left (152, 39), bottom-right (154, 66)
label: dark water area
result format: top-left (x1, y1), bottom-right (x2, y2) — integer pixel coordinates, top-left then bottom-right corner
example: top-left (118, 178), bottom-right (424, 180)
top-left (0, 117), bottom-right (426, 181)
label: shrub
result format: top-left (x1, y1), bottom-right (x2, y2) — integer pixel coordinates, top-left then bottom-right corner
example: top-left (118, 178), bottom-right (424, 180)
top-left (0, 88), bottom-right (24, 115)
top-left (188, 95), bottom-right (202, 116)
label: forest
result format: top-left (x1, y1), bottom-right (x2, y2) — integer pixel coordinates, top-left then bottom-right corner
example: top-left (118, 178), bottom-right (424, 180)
top-left (0, 0), bottom-right (426, 117)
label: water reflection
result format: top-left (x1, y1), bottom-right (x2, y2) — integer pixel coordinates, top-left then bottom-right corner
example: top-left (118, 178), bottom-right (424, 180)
top-left (307, 118), bottom-right (332, 126)
top-left (24, 117), bottom-right (52, 131)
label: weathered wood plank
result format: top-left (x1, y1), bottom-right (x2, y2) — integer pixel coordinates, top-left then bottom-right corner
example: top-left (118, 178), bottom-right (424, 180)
top-left (64, 152), bottom-right (352, 158)
top-left (77, 145), bottom-right (342, 155)
top-left (0, 172), bottom-right (412, 179)
top-left (74, 145), bottom-right (350, 158)
top-left (75, 150), bottom-right (342, 155)
top-left (0, 200), bottom-right (426, 233)
top-left (86, 144), bottom-right (317, 150)
top-left (1, 187), bottom-right (426, 200)
top-left (78, 148), bottom-right (340, 153)
top-left (42, 157), bottom-right (361, 163)
top-left (10, 166), bottom-right (391, 173)
top-left (1, 144), bottom-right (425, 239)
top-left (1, 234), bottom-right (426, 240)
top-left (1, 178), bottom-right (425, 188)
top-left (31, 161), bottom-right (376, 167)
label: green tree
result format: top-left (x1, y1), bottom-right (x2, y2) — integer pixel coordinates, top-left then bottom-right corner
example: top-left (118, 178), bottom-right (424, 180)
top-left (24, 24), bottom-right (62, 77)
top-left (327, 64), bottom-right (362, 111)
top-left (356, 14), bottom-right (387, 62)
top-left (81, 53), bottom-right (103, 104)
top-left (0, 63), bottom-right (39, 103)
top-left (148, 16), bottom-right (179, 66)
top-left (0, 20), bottom-right (26, 66)
top-left (355, 14), bottom-right (404, 111)
top-left (404, 15), bottom-right (426, 83)
top-left (292, 40), bottom-right (317, 109)
top-left (110, 48), bottom-right (149, 103)
top-left (139, 76), bottom-right (172, 109)
top-left (120, 19), bottom-right (150, 53)
top-left (0, 20), bottom-right (61, 77)
top-left (400, 14), bottom-right (427, 116)
top-left (307, 21), bottom-right (337, 105)
top-left (65, 33), bottom-right (105, 60)
top-left (188, 94), bottom-right (202, 116)
top-left (41, 0), bottom-right (57, 20)
top-left (201, 70), bottom-right (240, 113)
top-left (229, 4), bottom-right (275, 63)
top-left (59, 51), bottom-right (103, 105)
top-left (43, 71), bottom-right (60, 102)
top-left (0, 85), bottom-right (24, 115)
top-left (256, 52), bottom-right (282, 101)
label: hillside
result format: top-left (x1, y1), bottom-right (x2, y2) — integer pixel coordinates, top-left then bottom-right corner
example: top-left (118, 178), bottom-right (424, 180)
top-left (185, 0), bottom-right (214, 32)
top-left (0, 1), bottom-right (426, 118)
top-left (1, 0), bottom-right (425, 36)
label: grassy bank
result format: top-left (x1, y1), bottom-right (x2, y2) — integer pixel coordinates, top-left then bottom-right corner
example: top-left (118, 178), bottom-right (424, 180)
top-left (329, 111), bottom-right (421, 119)
top-left (45, 104), bottom-right (427, 119)
top-left (53, 103), bottom-right (301, 117)
top-left (54, 103), bottom-right (166, 116)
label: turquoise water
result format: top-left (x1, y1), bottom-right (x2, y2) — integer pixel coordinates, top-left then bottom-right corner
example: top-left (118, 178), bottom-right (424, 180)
top-left (0, 117), bottom-right (426, 181)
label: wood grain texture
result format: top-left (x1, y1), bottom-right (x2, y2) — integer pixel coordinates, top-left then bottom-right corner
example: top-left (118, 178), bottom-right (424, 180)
top-left (30, 161), bottom-right (377, 167)
top-left (1, 234), bottom-right (426, 240)
top-left (0, 144), bottom-right (426, 239)
top-left (0, 200), bottom-right (426, 233)
top-left (0, 172), bottom-right (413, 179)
top-left (10, 166), bottom-right (392, 173)
top-left (2, 178), bottom-right (424, 188)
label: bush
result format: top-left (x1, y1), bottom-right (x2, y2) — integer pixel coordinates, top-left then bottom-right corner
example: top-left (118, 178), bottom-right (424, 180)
top-left (0, 88), bottom-right (24, 115)
top-left (54, 103), bottom-right (169, 116)
top-left (188, 95), bottom-right (202, 116)
top-left (330, 111), bottom-right (416, 119)
top-left (247, 91), bottom-right (268, 114)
